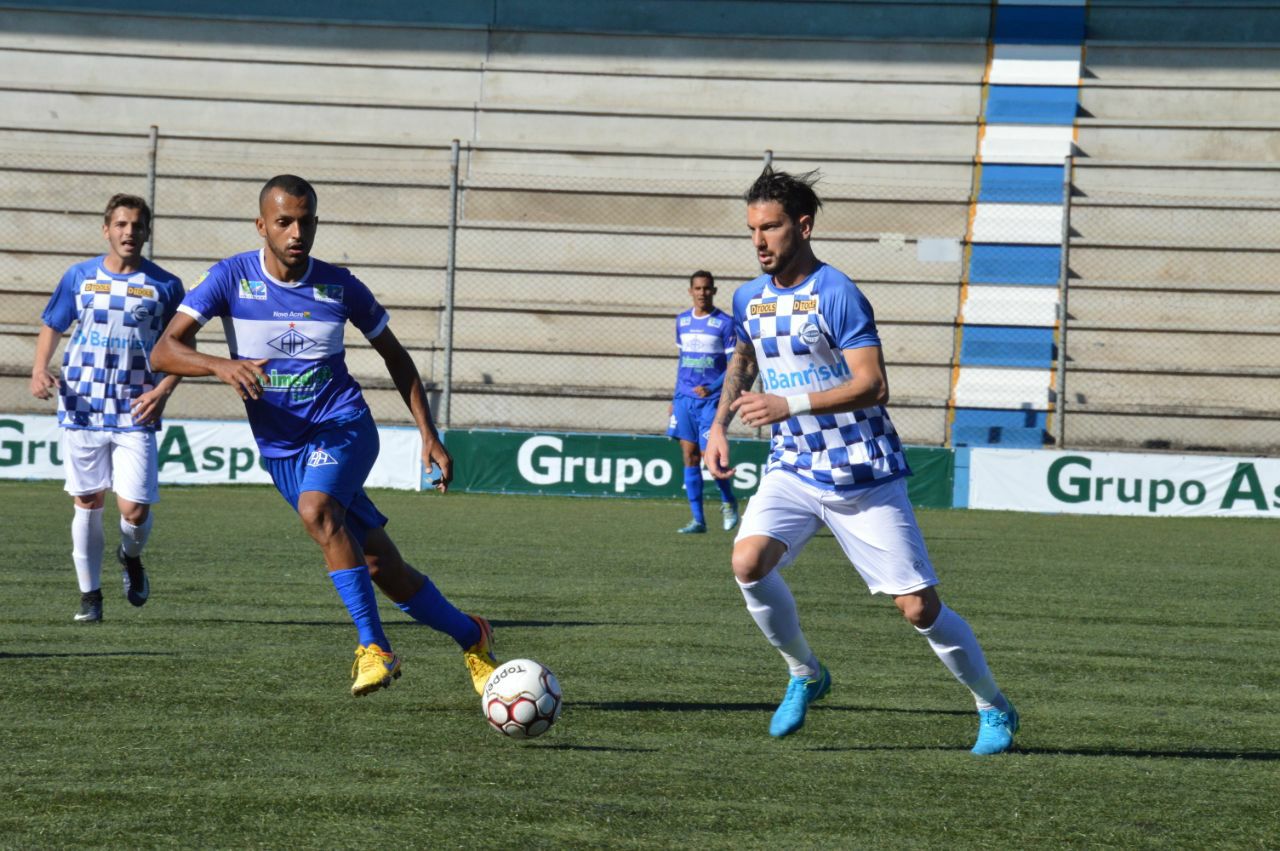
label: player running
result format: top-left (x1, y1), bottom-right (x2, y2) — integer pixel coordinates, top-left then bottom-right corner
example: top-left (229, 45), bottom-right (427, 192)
top-left (31, 194), bottom-right (185, 623)
top-left (704, 167), bottom-right (1019, 754)
top-left (151, 175), bottom-right (496, 698)
top-left (666, 270), bottom-right (739, 534)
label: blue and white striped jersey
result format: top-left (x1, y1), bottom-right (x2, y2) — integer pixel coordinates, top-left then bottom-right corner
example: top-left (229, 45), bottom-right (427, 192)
top-left (673, 307), bottom-right (735, 399)
top-left (732, 263), bottom-right (909, 491)
top-left (178, 249), bottom-right (389, 458)
top-left (42, 256), bottom-right (185, 431)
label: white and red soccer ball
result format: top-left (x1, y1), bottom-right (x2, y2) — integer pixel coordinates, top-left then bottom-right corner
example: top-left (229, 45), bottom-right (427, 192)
top-left (482, 658), bottom-right (562, 739)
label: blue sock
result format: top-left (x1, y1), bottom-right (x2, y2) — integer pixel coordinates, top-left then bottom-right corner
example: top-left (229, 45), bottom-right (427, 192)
top-left (684, 466), bottom-right (706, 525)
top-left (395, 576), bottom-right (480, 650)
top-left (714, 476), bottom-right (736, 506)
top-left (329, 565), bottom-right (390, 651)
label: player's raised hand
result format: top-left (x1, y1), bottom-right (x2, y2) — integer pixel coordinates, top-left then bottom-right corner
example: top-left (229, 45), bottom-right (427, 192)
top-left (213, 358), bottom-right (269, 400)
top-left (704, 425), bottom-right (733, 480)
top-left (423, 435), bottom-right (453, 493)
top-left (29, 367), bottom-right (57, 400)
top-left (730, 391), bottom-right (789, 429)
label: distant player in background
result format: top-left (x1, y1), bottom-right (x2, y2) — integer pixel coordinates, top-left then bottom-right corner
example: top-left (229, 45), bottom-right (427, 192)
top-left (151, 174), bottom-right (497, 698)
top-left (30, 194), bottom-right (185, 623)
top-left (666, 270), bottom-right (739, 534)
top-left (705, 167), bottom-right (1018, 754)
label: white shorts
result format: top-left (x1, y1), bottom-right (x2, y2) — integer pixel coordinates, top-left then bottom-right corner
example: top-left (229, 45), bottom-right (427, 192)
top-left (61, 428), bottom-right (160, 504)
top-left (736, 470), bottom-right (937, 596)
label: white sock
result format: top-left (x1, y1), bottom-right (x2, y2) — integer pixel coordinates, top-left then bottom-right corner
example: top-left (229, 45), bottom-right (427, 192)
top-left (120, 512), bottom-right (153, 557)
top-left (737, 571), bottom-right (819, 679)
top-left (72, 505), bottom-right (105, 593)
top-left (917, 604), bottom-right (1007, 712)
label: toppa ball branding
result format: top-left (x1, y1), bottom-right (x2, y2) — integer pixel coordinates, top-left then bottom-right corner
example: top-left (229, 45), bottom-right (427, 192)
top-left (482, 658), bottom-right (562, 739)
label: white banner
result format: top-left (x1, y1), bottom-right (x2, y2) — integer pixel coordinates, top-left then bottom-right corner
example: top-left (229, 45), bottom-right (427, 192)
top-left (0, 414), bottom-right (422, 490)
top-left (970, 447), bottom-right (1280, 518)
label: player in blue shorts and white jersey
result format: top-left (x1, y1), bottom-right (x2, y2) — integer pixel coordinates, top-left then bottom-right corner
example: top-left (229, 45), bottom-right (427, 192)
top-left (666, 270), bottom-right (739, 534)
top-left (705, 167), bottom-right (1018, 754)
top-left (30, 194), bottom-right (185, 623)
top-left (151, 175), bottom-right (497, 698)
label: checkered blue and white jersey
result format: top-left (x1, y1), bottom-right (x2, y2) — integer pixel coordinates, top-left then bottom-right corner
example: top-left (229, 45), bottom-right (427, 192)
top-left (42, 256), bottom-right (184, 431)
top-left (732, 263), bottom-right (909, 491)
top-left (178, 249), bottom-right (389, 458)
top-left (674, 307), bottom-right (735, 400)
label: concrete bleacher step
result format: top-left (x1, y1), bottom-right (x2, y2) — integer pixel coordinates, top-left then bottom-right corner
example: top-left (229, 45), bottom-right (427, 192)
top-left (1063, 412), bottom-right (1279, 455)
top-left (1080, 84), bottom-right (1280, 124)
top-left (1070, 201), bottom-right (1280, 248)
top-left (1076, 119), bottom-right (1280, 164)
top-left (1067, 289), bottom-right (1280, 334)
top-left (1065, 370), bottom-right (1277, 416)
top-left (1072, 161), bottom-right (1280, 200)
top-left (1069, 245), bottom-right (1280, 289)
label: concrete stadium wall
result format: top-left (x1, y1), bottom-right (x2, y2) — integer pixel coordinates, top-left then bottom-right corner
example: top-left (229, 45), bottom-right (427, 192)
top-left (2, 2), bottom-right (1279, 452)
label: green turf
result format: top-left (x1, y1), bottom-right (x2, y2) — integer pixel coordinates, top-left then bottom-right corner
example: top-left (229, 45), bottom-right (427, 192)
top-left (2, 480), bottom-right (1277, 849)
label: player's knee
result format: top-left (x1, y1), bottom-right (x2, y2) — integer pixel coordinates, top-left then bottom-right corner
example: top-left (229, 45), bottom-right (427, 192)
top-left (894, 589), bottom-right (941, 628)
top-left (119, 502), bottom-right (149, 526)
top-left (297, 499), bottom-right (342, 542)
top-left (731, 540), bottom-right (779, 583)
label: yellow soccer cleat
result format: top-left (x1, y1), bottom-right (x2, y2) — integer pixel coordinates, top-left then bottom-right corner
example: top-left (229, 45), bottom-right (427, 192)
top-left (351, 643), bottom-right (401, 697)
top-left (463, 614), bottom-right (497, 695)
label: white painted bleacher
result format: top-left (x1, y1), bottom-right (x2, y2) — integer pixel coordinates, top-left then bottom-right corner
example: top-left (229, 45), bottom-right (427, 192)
top-left (1067, 4), bottom-right (1280, 453)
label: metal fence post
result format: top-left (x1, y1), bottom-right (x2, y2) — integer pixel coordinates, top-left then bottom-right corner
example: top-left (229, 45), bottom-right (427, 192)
top-left (1054, 154), bottom-right (1073, 449)
top-left (440, 139), bottom-right (461, 429)
top-left (145, 125), bottom-right (158, 259)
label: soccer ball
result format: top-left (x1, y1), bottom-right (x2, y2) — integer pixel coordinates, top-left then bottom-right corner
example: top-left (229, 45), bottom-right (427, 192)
top-left (482, 658), bottom-right (562, 739)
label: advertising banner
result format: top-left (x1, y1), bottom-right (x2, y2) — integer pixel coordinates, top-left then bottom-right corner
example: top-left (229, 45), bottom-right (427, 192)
top-left (970, 447), bottom-right (1280, 518)
top-left (444, 429), bottom-right (954, 507)
top-left (0, 415), bottom-right (422, 490)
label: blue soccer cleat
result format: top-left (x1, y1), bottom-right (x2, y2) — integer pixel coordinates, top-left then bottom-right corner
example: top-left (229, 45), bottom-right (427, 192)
top-left (677, 521), bottom-right (707, 534)
top-left (769, 664), bottom-right (831, 738)
top-left (971, 704), bottom-right (1019, 755)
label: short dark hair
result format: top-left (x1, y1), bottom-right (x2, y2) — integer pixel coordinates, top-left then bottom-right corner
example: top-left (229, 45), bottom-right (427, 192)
top-left (103, 193), bottom-right (151, 228)
top-left (259, 174), bottom-right (317, 209)
top-left (744, 166), bottom-right (822, 223)
top-left (689, 270), bottom-right (714, 286)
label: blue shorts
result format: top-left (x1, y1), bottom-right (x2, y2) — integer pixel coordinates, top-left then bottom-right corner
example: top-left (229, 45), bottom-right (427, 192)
top-left (667, 394), bottom-right (719, 450)
top-left (262, 408), bottom-right (389, 546)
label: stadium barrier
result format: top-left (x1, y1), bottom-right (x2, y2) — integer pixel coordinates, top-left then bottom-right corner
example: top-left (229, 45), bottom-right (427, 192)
top-left (441, 429), bottom-right (954, 509)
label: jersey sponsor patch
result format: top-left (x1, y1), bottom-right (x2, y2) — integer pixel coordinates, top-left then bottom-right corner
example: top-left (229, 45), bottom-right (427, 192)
top-left (238, 279), bottom-right (267, 300)
top-left (306, 448), bottom-right (338, 467)
top-left (313, 284), bottom-right (343, 303)
top-left (799, 322), bottom-right (823, 345)
top-left (268, 326), bottom-right (319, 357)
top-left (679, 315), bottom-right (692, 326)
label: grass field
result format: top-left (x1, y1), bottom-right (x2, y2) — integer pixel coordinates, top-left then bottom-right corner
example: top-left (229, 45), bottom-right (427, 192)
top-left (2, 479), bottom-right (1277, 849)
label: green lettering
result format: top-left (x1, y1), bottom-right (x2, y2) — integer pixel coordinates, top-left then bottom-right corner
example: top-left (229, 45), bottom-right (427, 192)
top-left (202, 446), bottom-right (225, 471)
top-left (157, 426), bottom-right (196, 473)
top-left (1181, 480), bottom-right (1206, 505)
top-left (0, 419), bottom-right (23, 467)
top-left (1147, 480), bottom-right (1175, 513)
top-left (1116, 478), bottom-right (1142, 504)
top-left (1094, 476), bottom-right (1114, 500)
top-left (27, 440), bottom-right (48, 465)
top-left (1047, 455), bottom-right (1091, 503)
top-left (1221, 463), bottom-right (1266, 510)
top-left (229, 448), bottom-right (255, 480)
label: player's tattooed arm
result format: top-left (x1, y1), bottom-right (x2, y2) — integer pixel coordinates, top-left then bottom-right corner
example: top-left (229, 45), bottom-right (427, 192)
top-left (714, 338), bottom-right (758, 428)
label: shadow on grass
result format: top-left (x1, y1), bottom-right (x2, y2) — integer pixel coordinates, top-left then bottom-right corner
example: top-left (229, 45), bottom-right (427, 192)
top-left (191, 618), bottom-right (613, 628)
top-left (0, 650), bottom-right (179, 659)
top-left (1020, 746), bottom-right (1280, 762)
top-left (573, 700), bottom-right (970, 716)
top-left (533, 743), bottom-right (659, 753)
top-left (809, 744), bottom-right (1280, 761)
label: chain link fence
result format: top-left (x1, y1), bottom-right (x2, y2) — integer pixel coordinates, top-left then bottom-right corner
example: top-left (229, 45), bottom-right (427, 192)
top-left (3, 129), bottom-right (1277, 455)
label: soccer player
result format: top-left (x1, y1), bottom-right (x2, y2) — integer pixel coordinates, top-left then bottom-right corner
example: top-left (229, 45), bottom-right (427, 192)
top-left (667, 270), bottom-right (740, 534)
top-left (704, 167), bottom-right (1019, 754)
top-left (150, 175), bottom-right (496, 698)
top-left (30, 194), bottom-right (185, 623)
